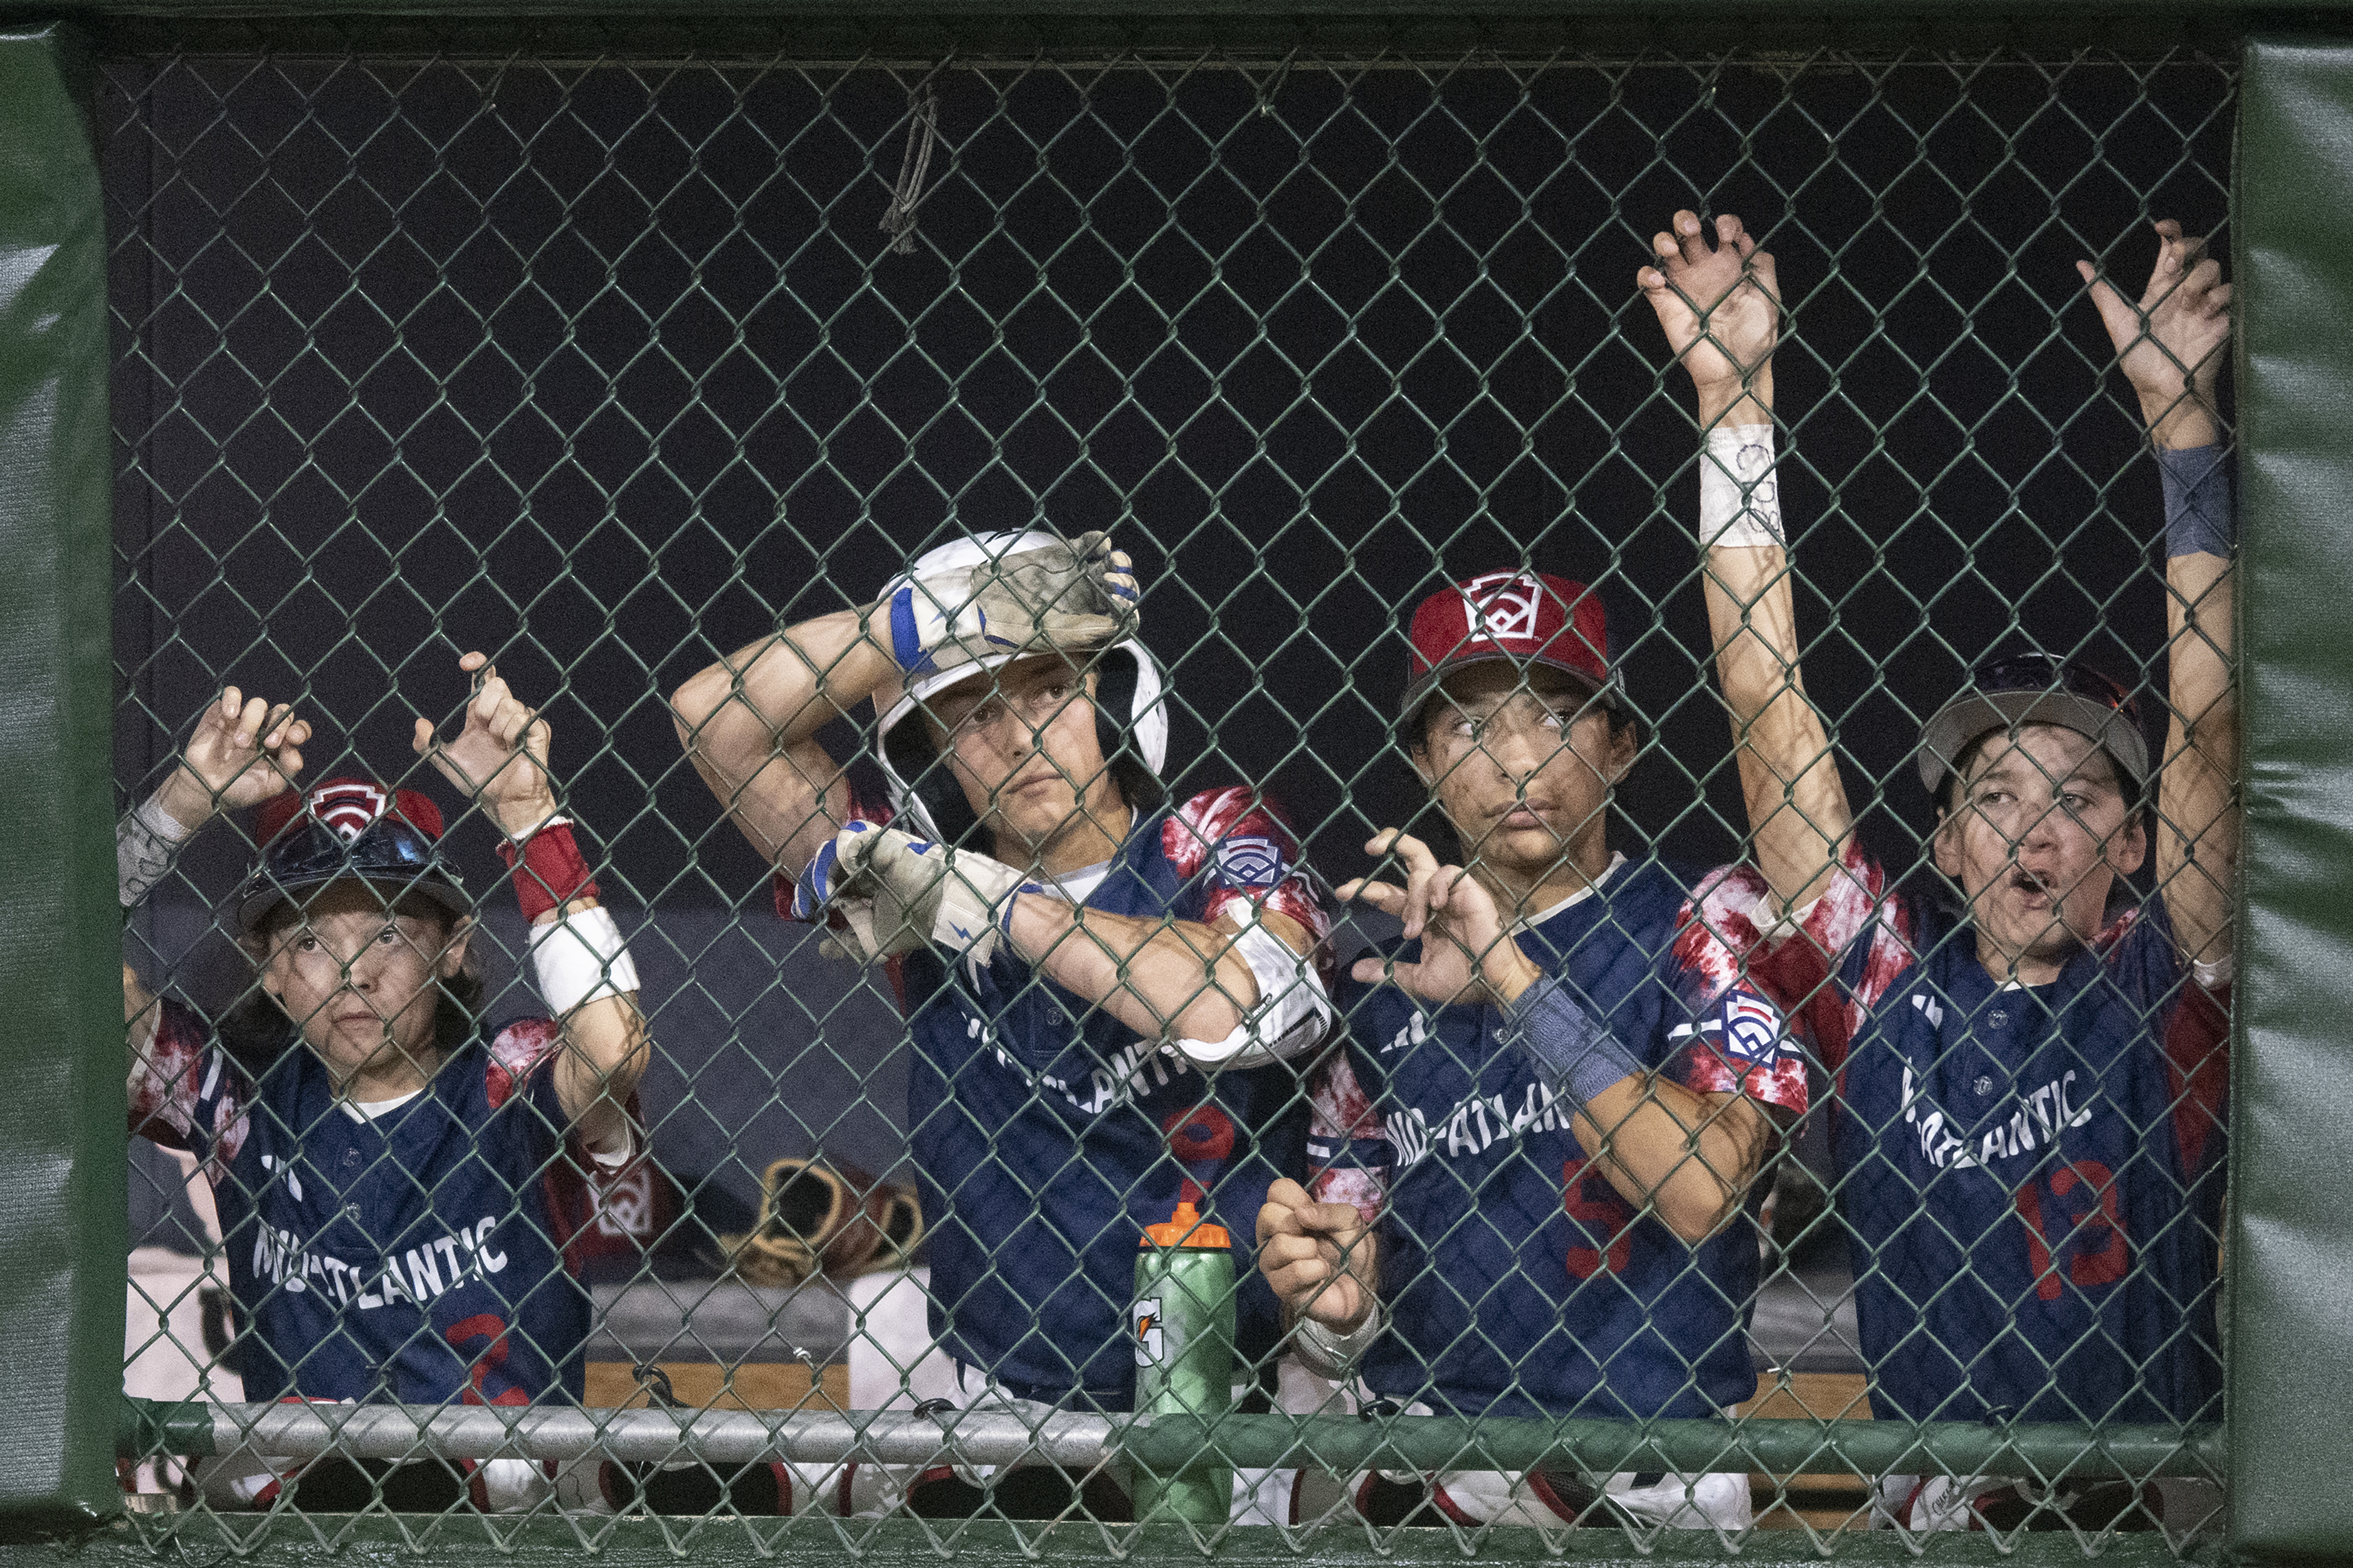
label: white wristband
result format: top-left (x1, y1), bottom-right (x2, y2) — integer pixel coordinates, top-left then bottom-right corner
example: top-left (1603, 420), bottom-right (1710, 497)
top-left (1699, 424), bottom-right (1785, 549)
top-left (529, 904), bottom-right (640, 1015)
top-left (119, 794), bottom-right (193, 908)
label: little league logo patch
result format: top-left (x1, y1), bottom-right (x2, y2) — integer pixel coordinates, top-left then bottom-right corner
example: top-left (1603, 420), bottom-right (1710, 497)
top-left (1714, 989), bottom-right (1789, 1065)
top-left (308, 781), bottom-right (389, 842)
top-left (1213, 835), bottom-right (1288, 890)
top-left (1457, 570), bottom-right (1548, 643)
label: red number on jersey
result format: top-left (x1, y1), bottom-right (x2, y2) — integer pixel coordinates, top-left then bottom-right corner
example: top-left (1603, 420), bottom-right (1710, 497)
top-left (2014, 1160), bottom-right (2129, 1302)
top-left (445, 1312), bottom-right (529, 1407)
top-left (1562, 1157), bottom-right (1636, 1279)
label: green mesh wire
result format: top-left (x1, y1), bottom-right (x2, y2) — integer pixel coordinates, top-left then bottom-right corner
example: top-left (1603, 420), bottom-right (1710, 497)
top-left (106, 26), bottom-right (2235, 1557)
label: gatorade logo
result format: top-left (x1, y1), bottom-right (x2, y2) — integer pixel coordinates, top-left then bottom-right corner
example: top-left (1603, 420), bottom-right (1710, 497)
top-left (1134, 1298), bottom-right (1164, 1366)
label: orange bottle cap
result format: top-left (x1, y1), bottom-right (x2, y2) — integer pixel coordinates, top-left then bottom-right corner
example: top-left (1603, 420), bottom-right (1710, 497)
top-left (1141, 1199), bottom-right (1231, 1251)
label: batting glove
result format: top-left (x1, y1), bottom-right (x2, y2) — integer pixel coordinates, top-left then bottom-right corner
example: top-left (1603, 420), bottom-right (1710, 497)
top-left (882, 530), bottom-right (1139, 678)
top-left (848, 827), bottom-right (1044, 970)
top-left (794, 820), bottom-right (898, 965)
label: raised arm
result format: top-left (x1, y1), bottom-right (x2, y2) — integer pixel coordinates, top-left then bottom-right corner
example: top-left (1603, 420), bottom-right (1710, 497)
top-left (672, 609), bottom-right (896, 880)
top-left (2078, 220), bottom-right (2237, 974)
top-left (120, 690), bottom-right (313, 1081)
top-left (1639, 211), bottom-right (1856, 915)
top-left (416, 653), bottom-right (647, 1152)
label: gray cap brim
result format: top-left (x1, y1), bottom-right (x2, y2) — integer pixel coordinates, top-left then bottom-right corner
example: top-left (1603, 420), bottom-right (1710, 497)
top-left (237, 871), bottom-right (472, 935)
top-left (1917, 688), bottom-right (2150, 799)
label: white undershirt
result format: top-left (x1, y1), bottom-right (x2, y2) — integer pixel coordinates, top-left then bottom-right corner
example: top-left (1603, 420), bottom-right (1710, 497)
top-left (338, 1090), bottom-right (422, 1123)
top-left (1510, 852), bottom-right (1628, 933)
top-left (1043, 859), bottom-right (1113, 905)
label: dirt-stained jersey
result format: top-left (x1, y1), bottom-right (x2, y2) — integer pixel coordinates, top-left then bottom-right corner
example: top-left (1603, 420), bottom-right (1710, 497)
top-left (130, 1001), bottom-right (597, 1407)
top-left (1323, 855), bottom-right (1808, 1421)
top-left (1688, 841), bottom-right (2229, 1425)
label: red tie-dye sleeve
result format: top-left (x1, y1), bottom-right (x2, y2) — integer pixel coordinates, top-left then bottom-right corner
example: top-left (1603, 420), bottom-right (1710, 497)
top-left (1160, 786), bottom-right (1333, 950)
top-left (1668, 874), bottom-right (1811, 1113)
top-left (1671, 841), bottom-right (1908, 1087)
top-left (1304, 1049), bottom-right (1386, 1225)
top-left (128, 997), bottom-right (251, 1169)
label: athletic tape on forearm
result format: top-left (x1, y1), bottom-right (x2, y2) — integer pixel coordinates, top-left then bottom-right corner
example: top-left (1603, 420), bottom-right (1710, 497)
top-left (1499, 971), bottom-right (1645, 1114)
top-left (529, 904), bottom-right (640, 1015)
top-left (119, 795), bottom-right (191, 908)
top-left (1291, 1300), bottom-right (1384, 1380)
top-left (2158, 443), bottom-right (2234, 559)
top-left (1698, 424), bottom-right (1785, 550)
top-left (1175, 915), bottom-right (1333, 1070)
top-left (496, 817), bottom-right (599, 924)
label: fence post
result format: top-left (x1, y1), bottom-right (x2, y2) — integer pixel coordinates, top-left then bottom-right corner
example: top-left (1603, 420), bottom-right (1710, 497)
top-left (0, 20), bottom-right (126, 1538)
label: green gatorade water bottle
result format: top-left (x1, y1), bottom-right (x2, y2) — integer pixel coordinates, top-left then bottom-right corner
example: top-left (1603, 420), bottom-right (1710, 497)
top-left (1130, 1110), bottom-right (1237, 1525)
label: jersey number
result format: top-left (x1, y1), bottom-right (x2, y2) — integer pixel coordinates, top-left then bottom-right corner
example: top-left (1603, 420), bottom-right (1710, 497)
top-left (445, 1313), bottom-right (529, 1407)
top-left (2013, 1160), bottom-right (2129, 1302)
top-left (1562, 1158), bottom-right (1637, 1279)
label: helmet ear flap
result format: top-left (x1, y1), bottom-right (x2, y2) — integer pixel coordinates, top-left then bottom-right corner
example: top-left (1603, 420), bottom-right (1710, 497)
top-left (881, 713), bottom-right (985, 849)
top-left (1091, 647), bottom-right (1164, 817)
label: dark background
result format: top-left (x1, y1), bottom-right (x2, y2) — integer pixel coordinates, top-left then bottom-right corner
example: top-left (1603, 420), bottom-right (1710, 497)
top-left (106, 44), bottom-right (2236, 1213)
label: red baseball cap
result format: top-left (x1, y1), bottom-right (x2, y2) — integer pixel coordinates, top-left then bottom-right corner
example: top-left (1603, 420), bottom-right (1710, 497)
top-left (255, 777), bottom-right (445, 846)
top-left (1401, 570), bottom-right (1621, 728)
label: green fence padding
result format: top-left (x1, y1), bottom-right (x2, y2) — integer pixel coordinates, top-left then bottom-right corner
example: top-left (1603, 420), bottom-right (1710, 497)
top-left (2231, 33), bottom-right (2353, 1566)
top-left (0, 21), bottom-right (126, 1540)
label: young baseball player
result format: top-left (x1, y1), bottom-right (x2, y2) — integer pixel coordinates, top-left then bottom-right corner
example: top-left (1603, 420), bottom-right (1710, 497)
top-left (120, 653), bottom-right (649, 1512)
top-left (1254, 569), bottom-right (1811, 1532)
top-left (672, 530), bottom-right (1334, 1520)
top-left (1638, 208), bottom-right (2232, 1531)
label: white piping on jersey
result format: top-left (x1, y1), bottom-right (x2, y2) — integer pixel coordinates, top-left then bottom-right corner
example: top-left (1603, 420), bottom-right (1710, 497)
top-left (331, 1079), bottom-right (630, 1165)
top-left (1026, 859), bottom-right (1112, 905)
top-left (1510, 852), bottom-right (1627, 933)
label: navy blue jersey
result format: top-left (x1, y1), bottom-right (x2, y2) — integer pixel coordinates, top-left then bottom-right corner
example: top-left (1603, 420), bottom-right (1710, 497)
top-left (1329, 856), bottom-right (1808, 1421)
top-left (1689, 846), bottom-right (2229, 1426)
top-left (824, 786), bottom-right (1331, 1407)
top-left (132, 1001), bottom-right (592, 1407)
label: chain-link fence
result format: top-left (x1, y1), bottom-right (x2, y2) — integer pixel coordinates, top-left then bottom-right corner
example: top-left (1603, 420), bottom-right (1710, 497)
top-left (105, 24), bottom-right (2235, 1555)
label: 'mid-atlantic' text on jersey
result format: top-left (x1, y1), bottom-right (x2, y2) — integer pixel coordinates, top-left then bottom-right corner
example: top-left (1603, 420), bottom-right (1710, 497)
top-left (1330, 855), bottom-right (1808, 1421)
top-left (1689, 842), bottom-right (2228, 1424)
top-left (130, 1002), bottom-right (596, 1406)
top-left (805, 786), bottom-right (1330, 1406)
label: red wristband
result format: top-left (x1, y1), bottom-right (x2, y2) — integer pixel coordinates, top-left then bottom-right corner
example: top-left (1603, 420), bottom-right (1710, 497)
top-left (496, 820), bottom-right (599, 923)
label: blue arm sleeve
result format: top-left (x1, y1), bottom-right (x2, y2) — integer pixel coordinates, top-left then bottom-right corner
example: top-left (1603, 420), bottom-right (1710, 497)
top-left (1497, 972), bottom-right (1647, 1113)
top-left (2158, 443), bottom-right (2233, 559)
